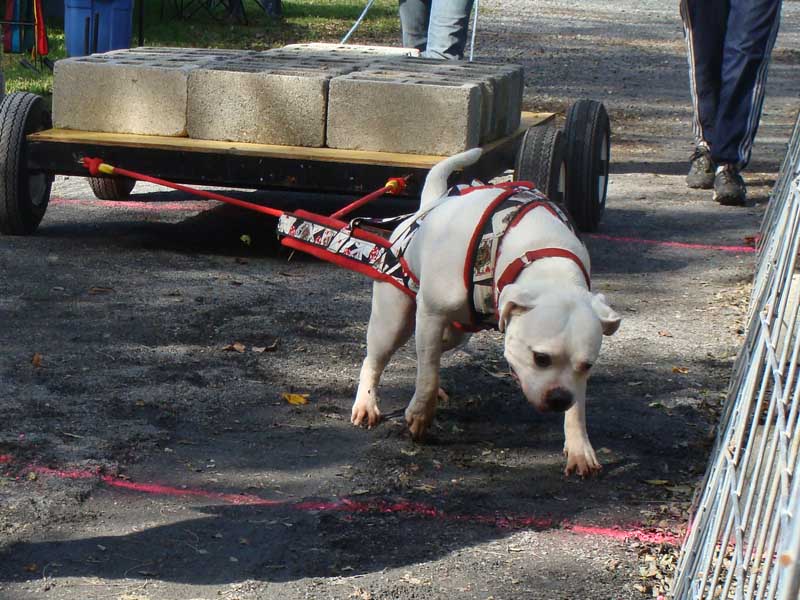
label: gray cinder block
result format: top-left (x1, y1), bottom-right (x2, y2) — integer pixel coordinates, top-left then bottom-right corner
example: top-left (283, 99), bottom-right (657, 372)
top-left (376, 56), bottom-right (524, 138)
top-left (187, 54), bottom-right (356, 146)
top-left (52, 52), bottom-right (224, 136)
top-left (279, 43), bottom-right (420, 57)
top-left (326, 71), bottom-right (483, 155)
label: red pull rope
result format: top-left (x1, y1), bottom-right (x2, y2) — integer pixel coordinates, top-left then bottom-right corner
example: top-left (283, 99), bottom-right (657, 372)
top-left (81, 158), bottom-right (409, 221)
top-left (329, 177), bottom-right (409, 220)
top-left (82, 157), bottom-right (284, 217)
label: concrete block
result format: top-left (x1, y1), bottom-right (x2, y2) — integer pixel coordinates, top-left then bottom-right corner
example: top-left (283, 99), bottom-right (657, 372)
top-left (279, 43), bottom-right (420, 58)
top-left (327, 71), bottom-right (482, 155)
top-left (365, 59), bottom-right (497, 143)
top-left (377, 57), bottom-right (524, 137)
top-left (461, 61), bottom-right (523, 135)
top-left (187, 54), bottom-right (356, 146)
top-left (52, 52), bottom-right (221, 136)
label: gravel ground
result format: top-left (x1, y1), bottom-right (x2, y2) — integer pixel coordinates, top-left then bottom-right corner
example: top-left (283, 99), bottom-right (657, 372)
top-left (1, 1), bottom-right (799, 599)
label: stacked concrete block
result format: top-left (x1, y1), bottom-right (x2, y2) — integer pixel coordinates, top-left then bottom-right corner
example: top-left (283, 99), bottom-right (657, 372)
top-left (52, 44), bottom-right (524, 155)
top-left (187, 53), bottom-right (358, 147)
top-left (326, 69), bottom-right (483, 155)
top-left (279, 43), bottom-right (420, 58)
top-left (52, 48), bottom-right (253, 136)
top-left (456, 60), bottom-right (523, 135)
top-left (376, 56), bottom-right (524, 139)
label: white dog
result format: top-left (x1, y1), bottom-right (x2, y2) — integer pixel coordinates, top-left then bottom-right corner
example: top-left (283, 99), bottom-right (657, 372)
top-left (350, 148), bottom-right (620, 477)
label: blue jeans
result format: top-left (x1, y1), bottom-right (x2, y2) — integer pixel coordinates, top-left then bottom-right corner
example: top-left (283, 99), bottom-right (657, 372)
top-left (399, 0), bottom-right (475, 59)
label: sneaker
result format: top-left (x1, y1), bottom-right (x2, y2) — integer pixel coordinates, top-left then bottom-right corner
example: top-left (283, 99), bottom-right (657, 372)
top-left (713, 164), bottom-right (747, 206)
top-left (686, 147), bottom-right (715, 189)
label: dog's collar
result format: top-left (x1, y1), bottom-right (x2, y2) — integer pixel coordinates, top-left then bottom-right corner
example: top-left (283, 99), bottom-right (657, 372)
top-left (495, 248), bottom-right (592, 298)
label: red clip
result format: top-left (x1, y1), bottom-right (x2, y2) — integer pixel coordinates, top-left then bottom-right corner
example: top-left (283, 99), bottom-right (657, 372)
top-left (385, 177), bottom-right (408, 195)
top-left (81, 157), bottom-right (104, 176)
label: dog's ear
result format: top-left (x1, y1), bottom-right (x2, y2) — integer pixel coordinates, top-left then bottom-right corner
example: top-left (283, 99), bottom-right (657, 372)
top-left (498, 284), bottom-right (538, 333)
top-left (591, 293), bottom-right (621, 336)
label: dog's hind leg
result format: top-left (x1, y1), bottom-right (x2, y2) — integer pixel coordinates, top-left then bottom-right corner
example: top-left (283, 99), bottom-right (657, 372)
top-left (405, 300), bottom-right (449, 440)
top-left (352, 282), bottom-right (415, 428)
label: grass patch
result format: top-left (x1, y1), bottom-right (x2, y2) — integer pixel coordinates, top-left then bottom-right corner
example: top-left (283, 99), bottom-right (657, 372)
top-left (2, 0), bottom-right (400, 97)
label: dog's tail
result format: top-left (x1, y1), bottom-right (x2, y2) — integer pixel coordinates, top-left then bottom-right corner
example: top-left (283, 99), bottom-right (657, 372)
top-left (419, 148), bottom-right (483, 211)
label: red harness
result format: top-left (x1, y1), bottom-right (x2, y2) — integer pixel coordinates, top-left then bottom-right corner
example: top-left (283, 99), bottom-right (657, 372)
top-left (276, 182), bottom-right (589, 331)
top-left (445, 182), bottom-right (590, 330)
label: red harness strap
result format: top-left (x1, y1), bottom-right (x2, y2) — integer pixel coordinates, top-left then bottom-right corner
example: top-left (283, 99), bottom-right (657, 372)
top-left (495, 247), bottom-right (591, 301)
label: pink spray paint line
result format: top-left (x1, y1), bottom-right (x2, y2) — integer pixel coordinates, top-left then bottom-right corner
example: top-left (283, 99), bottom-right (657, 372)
top-left (49, 197), bottom-right (219, 213)
top-left (22, 462), bottom-right (680, 546)
top-left (586, 233), bottom-right (756, 254)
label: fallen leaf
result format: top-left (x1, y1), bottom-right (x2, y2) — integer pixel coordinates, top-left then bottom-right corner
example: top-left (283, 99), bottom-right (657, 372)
top-left (240, 234), bottom-right (252, 246)
top-left (644, 479), bottom-right (670, 486)
top-left (282, 392), bottom-right (309, 406)
top-left (253, 339), bottom-right (279, 353)
top-left (23, 563), bottom-right (38, 573)
top-left (222, 342), bottom-right (246, 353)
top-left (88, 286), bottom-right (114, 295)
top-left (658, 330), bottom-right (673, 337)
top-left (31, 353), bottom-right (42, 368)
top-left (672, 366), bottom-right (690, 374)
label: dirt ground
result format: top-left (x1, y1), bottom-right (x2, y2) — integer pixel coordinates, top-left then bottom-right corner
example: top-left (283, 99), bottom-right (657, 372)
top-left (1, 1), bottom-right (799, 599)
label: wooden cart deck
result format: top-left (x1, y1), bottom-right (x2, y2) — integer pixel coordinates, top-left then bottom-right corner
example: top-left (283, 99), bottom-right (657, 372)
top-left (26, 112), bottom-right (554, 197)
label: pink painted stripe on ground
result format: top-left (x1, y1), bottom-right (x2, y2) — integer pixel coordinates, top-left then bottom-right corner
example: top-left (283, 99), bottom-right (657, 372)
top-left (586, 233), bottom-right (755, 254)
top-left (50, 197), bottom-right (218, 212)
top-left (16, 461), bottom-right (679, 546)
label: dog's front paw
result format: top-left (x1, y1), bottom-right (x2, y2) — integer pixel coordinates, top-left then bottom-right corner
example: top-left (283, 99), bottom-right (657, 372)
top-left (351, 399), bottom-right (381, 428)
top-left (563, 440), bottom-right (602, 478)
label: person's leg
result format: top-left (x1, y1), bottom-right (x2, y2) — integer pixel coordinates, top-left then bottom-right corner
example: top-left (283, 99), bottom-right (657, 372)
top-left (681, 0), bottom-right (729, 188)
top-left (399, 0), bottom-right (430, 52)
top-left (713, 0), bottom-right (782, 169)
top-left (422, 0), bottom-right (474, 59)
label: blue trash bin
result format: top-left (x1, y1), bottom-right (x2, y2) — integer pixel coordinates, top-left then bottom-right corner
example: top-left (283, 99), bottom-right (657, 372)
top-left (65, 0), bottom-right (133, 56)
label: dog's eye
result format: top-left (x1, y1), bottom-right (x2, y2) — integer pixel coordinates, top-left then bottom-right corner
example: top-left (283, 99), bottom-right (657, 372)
top-left (577, 362), bottom-right (593, 373)
top-left (533, 352), bottom-right (552, 368)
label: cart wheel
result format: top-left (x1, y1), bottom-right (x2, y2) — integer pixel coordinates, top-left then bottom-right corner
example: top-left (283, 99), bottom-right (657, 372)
top-left (514, 125), bottom-right (566, 204)
top-left (0, 92), bottom-right (54, 235)
top-left (564, 99), bottom-right (610, 232)
top-left (88, 176), bottom-right (136, 200)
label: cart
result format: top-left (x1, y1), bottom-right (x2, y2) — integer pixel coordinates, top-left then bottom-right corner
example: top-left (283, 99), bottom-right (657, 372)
top-left (0, 92), bottom-right (610, 236)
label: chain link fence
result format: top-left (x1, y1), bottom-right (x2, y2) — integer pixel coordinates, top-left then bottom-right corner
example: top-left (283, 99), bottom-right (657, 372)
top-left (671, 112), bottom-right (800, 599)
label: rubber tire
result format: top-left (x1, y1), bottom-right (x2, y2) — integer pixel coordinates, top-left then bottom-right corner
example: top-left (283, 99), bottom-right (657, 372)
top-left (88, 176), bottom-right (136, 200)
top-left (564, 99), bottom-right (610, 232)
top-left (0, 92), bottom-right (54, 235)
top-left (514, 125), bottom-right (566, 204)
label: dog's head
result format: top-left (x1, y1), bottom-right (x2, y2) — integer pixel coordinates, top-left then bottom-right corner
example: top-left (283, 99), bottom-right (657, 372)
top-left (498, 283), bottom-right (620, 413)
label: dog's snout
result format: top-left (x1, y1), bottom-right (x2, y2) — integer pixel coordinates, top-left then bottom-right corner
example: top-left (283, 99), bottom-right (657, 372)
top-left (545, 388), bottom-right (574, 412)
